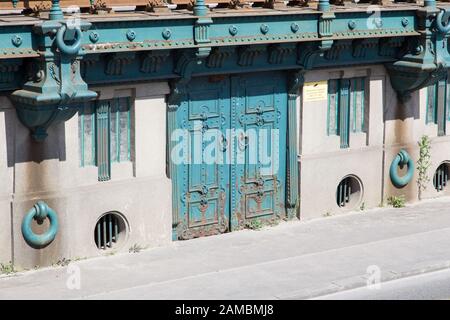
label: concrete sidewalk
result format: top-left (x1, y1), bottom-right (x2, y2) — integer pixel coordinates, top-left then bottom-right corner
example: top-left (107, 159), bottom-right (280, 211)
top-left (2, 197), bottom-right (450, 299)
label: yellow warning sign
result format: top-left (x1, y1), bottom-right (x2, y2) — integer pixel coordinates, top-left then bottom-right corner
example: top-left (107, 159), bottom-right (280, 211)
top-left (303, 81), bottom-right (328, 102)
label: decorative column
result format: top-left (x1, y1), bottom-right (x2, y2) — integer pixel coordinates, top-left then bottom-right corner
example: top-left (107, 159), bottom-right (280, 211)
top-left (424, 0), bottom-right (436, 8)
top-left (49, 0), bottom-right (64, 20)
top-left (193, 0), bottom-right (208, 17)
top-left (318, 0), bottom-right (330, 12)
top-left (286, 70), bottom-right (305, 219)
top-left (193, 0), bottom-right (212, 58)
top-left (318, 0), bottom-right (334, 52)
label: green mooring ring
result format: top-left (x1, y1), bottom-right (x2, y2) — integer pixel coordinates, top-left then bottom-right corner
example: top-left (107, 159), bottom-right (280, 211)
top-left (56, 25), bottom-right (82, 55)
top-left (436, 9), bottom-right (450, 34)
top-left (389, 149), bottom-right (414, 188)
top-left (21, 201), bottom-right (59, 248)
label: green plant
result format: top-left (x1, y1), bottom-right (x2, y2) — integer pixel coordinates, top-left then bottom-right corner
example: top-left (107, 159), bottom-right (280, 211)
top-left (245, 219), bottom-right (263, 230)
top-left (360, 202), bottom-right (366, 211)
top-left (129, 243), bottom-right (144, 253)
top-left (417, 135), bottom-right (432, 200)
top-left (53, 258), bottom-right (71, 267)
top-left (387, 195), bottom-right (406, 208)
top-left (0, 261), bottom-right (15, 275)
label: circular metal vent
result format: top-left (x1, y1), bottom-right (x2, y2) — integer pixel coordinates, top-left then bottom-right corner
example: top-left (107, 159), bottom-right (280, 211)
top-left (434, 163), bottom-right (450, 192)
top-left (336, 175), bottom-right (363, 209)
top-left (94, 212), bottom-right (127, 250)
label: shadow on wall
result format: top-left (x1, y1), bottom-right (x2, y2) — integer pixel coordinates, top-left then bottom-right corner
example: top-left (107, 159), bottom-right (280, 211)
top-left (384, 91), bottom-right (420, 122)
top-left (383, 88), bottom-right (420, 202)
top-left (4, 107), bottom-right (67, 167)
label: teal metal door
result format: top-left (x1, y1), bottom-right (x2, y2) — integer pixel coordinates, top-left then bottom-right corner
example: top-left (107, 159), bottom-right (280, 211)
top-left (171, 76), bottom-right (231, 240)
top-left (230, 72), bottom-right (287, 230)
top-left (171, 72), bottom-right (288, 239)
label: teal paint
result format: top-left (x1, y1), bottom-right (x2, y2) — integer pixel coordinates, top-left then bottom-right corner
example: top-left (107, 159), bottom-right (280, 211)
top-left (80, 98), bottom-right (131, 177)
top-left (390, 149), bottom-right (414, 188)
top-left (96, 100), bottom-right (111, 181)
top-left (326, 79), bottom-right (339, 136)
top-left (22, 201), bottom-right (59, 248)
top-left (361, 78), bottom-right (365, 132)
top-left (328, 77), bottom-right (365, 143)
top-left (438, 78), bottom-right (447, 136)
top-left (352, 78), bottom-right (357, 133)
top-left (286, 70), bottom-right (303, 219)
top-left (114, 99), bottom-right (121, 162)
top-left (55, 25), bottom-right (82, 55)
top-left (11, 19), bottom-right (96, 141)
top-left (339, 79), bottom-right (350, 149)
top-left (426, 77), bottom-right (448, 135)
top-left (127, 97), bottom-right (131, 161)
top-left (80, 110), bottom-right (85, 167)
top-left (49, 0), bottom-right (64, 21)
top-left (335, 81), bottom-right (339, 135)
top-left (318, 0), bottom-right (330, 12)
top-left (171, 72), bottom-right (288, 240)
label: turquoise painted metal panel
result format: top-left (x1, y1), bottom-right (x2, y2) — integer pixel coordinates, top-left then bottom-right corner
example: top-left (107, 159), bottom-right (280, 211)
top-left (339, 78), bottom-right (350, 149)
top-left (172, 71), bottom-right (288, 239)
top-left (230, 72), bottom-right (287, 230)
top-left (173, 76), bottom-right (231, 240)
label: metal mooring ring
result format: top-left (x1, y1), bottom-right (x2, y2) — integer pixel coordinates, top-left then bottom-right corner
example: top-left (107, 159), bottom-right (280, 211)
top-left (21, 201), bottom-right (59, 248)
top-left (56, 25), bottom-right (82, 55)
top-left (389, 149), bottom-right (414, 188)
top-left (436, 9), bottom-right (450, 34)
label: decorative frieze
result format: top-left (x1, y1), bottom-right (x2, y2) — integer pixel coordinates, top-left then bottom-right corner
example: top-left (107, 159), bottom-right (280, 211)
top-left (268, 43), bottom-right (296, 64)
top-left (105, 52), bottom-right (135, 76)
top-left (379, 37), bottom-right (405, 57)
top-left (325, 40), bottom-right (352, 60)
top-left (352, 38), bottom-right (379, 58)
top-left (0, 60), bottom-right (20, 83)
top-left (140, 50), bottom-right (170, 73)
top-left (207, 47), bottom-right (235, 68)
top-left (237, 46), bottom-right (266, 66)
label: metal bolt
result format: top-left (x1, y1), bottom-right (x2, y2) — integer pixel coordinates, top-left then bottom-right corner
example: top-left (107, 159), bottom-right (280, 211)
top-left (126, 30), bottom-right (136, 41)
top-left (401, 17), bottom-right (409, 27)
top-left (348, 20), bottom-right (356, 30)
top-left (162, 28), bottom-right (172, 40)
top-left (89, 31), bottom-right (99, 43)
top-left (229, 25), bottom-right (238, 36)
top-left (11, 35), bottom-right (22, 47)
top-left (260, 24), bottom-right (269, 34)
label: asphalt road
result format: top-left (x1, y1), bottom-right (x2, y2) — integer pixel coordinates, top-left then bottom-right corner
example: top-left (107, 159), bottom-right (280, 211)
top-left (313, 268), bottom-right (450, 300)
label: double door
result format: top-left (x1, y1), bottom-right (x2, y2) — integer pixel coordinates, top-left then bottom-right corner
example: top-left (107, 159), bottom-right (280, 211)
top-left (171, 72), bottom-right (288, 240)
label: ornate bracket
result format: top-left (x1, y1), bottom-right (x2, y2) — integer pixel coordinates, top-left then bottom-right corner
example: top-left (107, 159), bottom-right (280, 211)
top-left (297, 41), bottom-right (332, 69)
top-left (11, 16), bottom-right (97, 141)
top-left (386, 4), bottom-right (450, 101)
